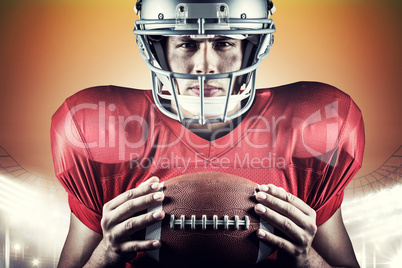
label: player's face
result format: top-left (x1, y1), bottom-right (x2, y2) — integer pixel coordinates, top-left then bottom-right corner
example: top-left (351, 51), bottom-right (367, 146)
top-left (166, 35), bottom-right (244, 98)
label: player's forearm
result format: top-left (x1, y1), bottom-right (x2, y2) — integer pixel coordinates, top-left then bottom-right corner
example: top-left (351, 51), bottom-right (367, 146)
top-left (294, 247), bottom-right (332, 268)
top-left (291, 248), bottom-right (360, 268)
top-left (83, 240), bottom-right (126, 268)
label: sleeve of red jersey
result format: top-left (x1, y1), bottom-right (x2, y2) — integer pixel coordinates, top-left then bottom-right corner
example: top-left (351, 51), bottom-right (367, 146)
top-left (314, 97), bottom-right (365, 226)
top-left (50, 98), bottom-right (103, 234)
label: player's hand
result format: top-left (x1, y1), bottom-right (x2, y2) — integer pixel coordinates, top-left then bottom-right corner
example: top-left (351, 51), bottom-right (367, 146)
top-left (254, 184), bottom-right (318, 267)
top-left (93, 176), bottom-right (165, 267)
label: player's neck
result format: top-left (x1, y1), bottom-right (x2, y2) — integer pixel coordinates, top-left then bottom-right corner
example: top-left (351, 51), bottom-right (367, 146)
top-left (165, 99), bottom-right (248, 141)
top-left (182, 116), bottom-right (243, 141)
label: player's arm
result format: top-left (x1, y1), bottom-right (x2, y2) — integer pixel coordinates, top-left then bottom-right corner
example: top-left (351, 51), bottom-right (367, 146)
top-left (312, 207), bottom-right (359, 268)
top-left (255, 184), bottom-right (359, 268)
top-left (58, 213), bottom-right (102, 268)
top-left (58, 177), bottom-right (165, 268)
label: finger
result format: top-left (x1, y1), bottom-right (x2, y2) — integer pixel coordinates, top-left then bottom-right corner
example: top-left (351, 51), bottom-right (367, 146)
top-left (255, 203), bottom-right (306, 245)
top-left (263, 184), bottom-right (315, 217)
top-left (257, 229), bottom-right (297, 256)
top-left (255, 191), bottom-right (310, 230)
top-left (105, 177), bottom-right (161, 211)
top-left (113, 210), bottom-right (165, 240)
top-left (109, 191), bottom-right (165, 226)
top-left (120, 239), bottom-right (162, 253)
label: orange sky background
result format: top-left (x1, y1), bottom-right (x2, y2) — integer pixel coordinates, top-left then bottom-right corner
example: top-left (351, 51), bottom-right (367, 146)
top-left (0, 0), bottom-right (401, 180)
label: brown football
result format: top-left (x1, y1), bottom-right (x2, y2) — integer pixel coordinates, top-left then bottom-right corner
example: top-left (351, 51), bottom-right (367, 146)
top-left (143, 172), bottom-right (274, 267)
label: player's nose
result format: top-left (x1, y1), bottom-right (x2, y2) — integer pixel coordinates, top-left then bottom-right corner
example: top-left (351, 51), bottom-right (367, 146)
top-left (193, 43), bottom-right (218, 75)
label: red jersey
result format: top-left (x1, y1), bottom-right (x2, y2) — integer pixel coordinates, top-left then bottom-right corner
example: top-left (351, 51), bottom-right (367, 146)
top-left (51, 81), bottom-right (364, 261)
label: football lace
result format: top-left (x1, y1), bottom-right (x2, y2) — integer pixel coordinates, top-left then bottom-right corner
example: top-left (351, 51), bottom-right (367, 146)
top-left (169, 214), bottom-right (251, 230)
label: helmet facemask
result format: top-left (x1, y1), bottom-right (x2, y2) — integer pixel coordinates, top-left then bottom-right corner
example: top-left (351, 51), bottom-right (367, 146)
top-left (134, 0), bottom-right (276, 124)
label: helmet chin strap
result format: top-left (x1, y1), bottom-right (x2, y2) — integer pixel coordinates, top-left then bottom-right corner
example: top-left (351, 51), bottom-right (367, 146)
top-left (157, 73), bottom-right (254, 120)
top-left (175, 94), bottom-right (247, 118)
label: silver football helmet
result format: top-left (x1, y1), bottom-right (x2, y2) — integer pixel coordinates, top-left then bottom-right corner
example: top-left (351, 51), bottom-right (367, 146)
top-left (133, 0), bottom-right (276, 124)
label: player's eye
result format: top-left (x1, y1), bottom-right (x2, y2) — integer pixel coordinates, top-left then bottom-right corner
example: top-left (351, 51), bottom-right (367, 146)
top-left (214, 41), bottom-right (234, 50)
top-left (178, 42), bottom-right (198, 50)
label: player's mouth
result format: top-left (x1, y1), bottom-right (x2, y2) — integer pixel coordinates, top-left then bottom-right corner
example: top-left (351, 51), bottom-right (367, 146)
top-left (189, 85), bottom-right (222, 97)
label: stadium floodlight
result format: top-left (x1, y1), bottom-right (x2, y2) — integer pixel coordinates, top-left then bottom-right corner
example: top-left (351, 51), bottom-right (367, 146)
top-left (342, 185), bottom-right (402, 232)
top-left (0, 174), bottom-right (70, 254)
top-left (33, 259), bottom-right (39, 266)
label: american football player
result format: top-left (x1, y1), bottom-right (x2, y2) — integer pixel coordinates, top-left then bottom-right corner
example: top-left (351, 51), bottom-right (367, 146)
top-left (51, 0), bottom-right (364, 267)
